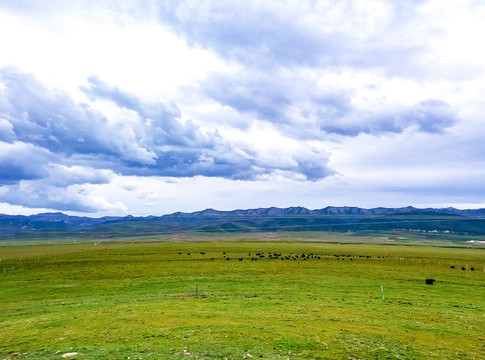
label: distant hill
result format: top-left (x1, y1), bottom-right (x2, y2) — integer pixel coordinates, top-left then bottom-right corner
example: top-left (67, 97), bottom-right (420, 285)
top-left (1, 206), bottom-right (485, 239)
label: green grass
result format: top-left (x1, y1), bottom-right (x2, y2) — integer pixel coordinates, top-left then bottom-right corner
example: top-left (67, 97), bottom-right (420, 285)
top-left (0, 236), bottom-right (484, 359)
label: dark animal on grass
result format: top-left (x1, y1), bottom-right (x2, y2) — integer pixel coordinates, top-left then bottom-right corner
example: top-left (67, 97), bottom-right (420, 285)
top-left (425, 279), bottom-right (435, 285)
top-left (450, 265), bottom-right (455, 268)
top-left (462, 267), bottom-right (466, 270)
top-left (471, 267), bottom-right (475, 271)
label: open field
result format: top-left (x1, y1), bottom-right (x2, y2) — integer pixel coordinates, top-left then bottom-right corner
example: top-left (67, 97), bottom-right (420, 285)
top-left (1, 235), bottom-right (484, 359)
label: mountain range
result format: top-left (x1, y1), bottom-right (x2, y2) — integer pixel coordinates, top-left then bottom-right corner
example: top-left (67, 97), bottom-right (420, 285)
top-left (2, 206), bottom-right (485, 239)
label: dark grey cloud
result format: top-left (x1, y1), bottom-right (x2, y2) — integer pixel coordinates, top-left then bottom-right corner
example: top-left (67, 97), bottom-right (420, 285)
top-left (152, 0), bottom-right (459, 140)
top-left (0, 67), bottom-right (334, 214)
top-left (157, 1), bottom-right (426, 73)
top-left (201, 73), bottom-right (293, 124)
top-left (0, 67), bottom-right (126, 161)
top-left (0, 163), bottom-right (115, 212)
top-left (198, 70), bottom-right (354, 131)
top-left (198, 71), bottom-right (457, 138)
top-left (80, 76), bottom-right (214, 148)
top-left (0, 142), bottom-right (113, 212)
top-left (0, 182), bottom-right (99, 213)
top-left (0, 67), bottom-right (220, 172)
top-left (410, 99), bottom-right (457, 132)
top-left (320, 99), bottom-right (457, 136)
top-left (0, 118), bottom-right (16, 142)
top-left (0, 142), bottom-right (50, 184)
top-left (0, 1), bottom-right (426, 74)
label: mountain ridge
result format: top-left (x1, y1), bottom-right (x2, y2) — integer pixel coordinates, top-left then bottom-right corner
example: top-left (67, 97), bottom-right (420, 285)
top-left (3, 205), bottom-right (485, 223)
top-left (2, 206), bottom-right (485, 239)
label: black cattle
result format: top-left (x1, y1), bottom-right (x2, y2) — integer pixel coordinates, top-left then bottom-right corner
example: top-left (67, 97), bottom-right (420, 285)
top-left (450, 265), bottom-right (455, 268)
top-left (200, 252), bottom-right (205, 255)
top-left (178, 252), bottom-right (182, 254)
top-left (187, 253), bottom-right (190, 255)
top-left (425, 279), bottom-right (435, 285)
top-left (462, 267), bottom-right (466, 270)
top-left (471, 267), bottom-right (475, 271)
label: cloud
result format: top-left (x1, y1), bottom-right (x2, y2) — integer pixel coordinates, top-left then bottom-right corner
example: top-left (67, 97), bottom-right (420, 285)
top-left (0, 140), bottom-right (116, 210)
top-left (80, 76), bottom-right (217, 149)
top-left (152, 0), bottom-right (459, 142)
top-left (320, 98), bottom-right (457, 136)
top-left (197, 70), bottom-right (457, 139)
top-left (0, 142), bottom-right (50, 184)
top-left (156, 1), bottom-right (430, 73)
top-left (0, 67), bottom-right (158, 165)
top-left (0, 118), bottom-right (16, 142)
top-left (0, 67), bottom-right (335, 212)
top-left (45, 165), bottom-right (113, 187)
top-left (410, 99), bottom-right (457, 132)
top-left (2, 1), bottom-right (479, 215)
top-left (81, 75), bottom-right (179, 120)
top-left (0, 180), bottom-right (124, 213)
top-left (0, 67), bottom-right (216, 175)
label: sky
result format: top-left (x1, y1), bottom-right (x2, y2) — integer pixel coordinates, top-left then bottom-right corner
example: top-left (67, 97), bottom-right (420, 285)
top-left (1, 0), bottom-right (485, 217)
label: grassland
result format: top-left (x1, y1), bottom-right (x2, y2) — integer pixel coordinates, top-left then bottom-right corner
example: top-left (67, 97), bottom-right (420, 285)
top-left (0, 234), bottom-right (484, 359)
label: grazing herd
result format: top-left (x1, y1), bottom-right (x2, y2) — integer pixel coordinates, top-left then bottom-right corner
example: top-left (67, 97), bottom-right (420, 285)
top-left (451, 265), bottom-right (475, 271)
top-left (175, 251), bottom-right (479, 275)
top-left (178, 250), bottom-right (330, 261)
top-left (176, 250), bottom-right (382, 262)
